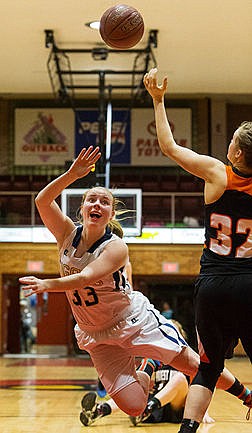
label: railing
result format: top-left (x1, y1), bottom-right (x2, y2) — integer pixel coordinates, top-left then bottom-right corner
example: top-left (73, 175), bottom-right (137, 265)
top-left (0, 190), bottom-right (204, 228)
top-left (142, 191), bottom-right (204, 227)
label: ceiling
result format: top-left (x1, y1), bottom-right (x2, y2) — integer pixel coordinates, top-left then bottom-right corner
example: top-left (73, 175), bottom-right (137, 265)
top-left (1, 0), bottom-right (252, 101)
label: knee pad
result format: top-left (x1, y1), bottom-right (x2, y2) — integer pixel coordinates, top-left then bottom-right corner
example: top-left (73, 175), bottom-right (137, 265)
top-left (191, 362), bottom-right (222, 393)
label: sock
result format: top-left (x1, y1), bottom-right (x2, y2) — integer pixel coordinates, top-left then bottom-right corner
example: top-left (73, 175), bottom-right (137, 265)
top-left (148, 396), bottom-right (161, 411)
top-left (137, 358), bottom-right (162, 378)
top-left (226, 378), bottom-right (250, 401)
top-left (178, 418), bottom-right (200, 433)
top-left (98, 402), bottom-right (112, 417)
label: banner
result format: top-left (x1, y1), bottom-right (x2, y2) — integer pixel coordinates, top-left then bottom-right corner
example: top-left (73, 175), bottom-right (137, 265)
top-left (75, 109), bottom-right (131, 164)
top-left (15, 109), bottom-right (75, 165)
top-left (131, 108), bottom-right (192, 166)
top-left (14, 107), bottom-right (191, 166)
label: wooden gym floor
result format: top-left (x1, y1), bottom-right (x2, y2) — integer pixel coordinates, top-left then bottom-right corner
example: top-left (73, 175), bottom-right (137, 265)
top-left (0, 355), bottom-right (251, 433)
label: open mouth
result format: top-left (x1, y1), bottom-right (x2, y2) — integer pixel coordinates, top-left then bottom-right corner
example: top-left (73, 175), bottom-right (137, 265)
top-left (90, 212), bottom-right (101, 219)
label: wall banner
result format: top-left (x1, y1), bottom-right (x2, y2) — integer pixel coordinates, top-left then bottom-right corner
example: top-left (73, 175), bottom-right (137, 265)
top-left (14, 107), bottom-right (191, 167)
top-left (75, 109), bottom-right (131, 164)
top-left (14, 109), bottom-right (75, 166)
top-left (131, 108), bottom-right (192, 166)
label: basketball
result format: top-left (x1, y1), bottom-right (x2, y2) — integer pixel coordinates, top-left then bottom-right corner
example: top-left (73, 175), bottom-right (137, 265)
top-left (99, 4), bottom-right (144, 49)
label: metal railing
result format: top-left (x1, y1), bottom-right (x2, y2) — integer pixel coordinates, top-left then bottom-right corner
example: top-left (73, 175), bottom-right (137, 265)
top-left (0, 190), bottom-right (204, 228)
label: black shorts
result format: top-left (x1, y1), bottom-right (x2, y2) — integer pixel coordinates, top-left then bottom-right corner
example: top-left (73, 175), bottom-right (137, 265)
top-left (143, 403), bottom-right (184, 423)
top-left (194, 273), bottom-right (252, 371)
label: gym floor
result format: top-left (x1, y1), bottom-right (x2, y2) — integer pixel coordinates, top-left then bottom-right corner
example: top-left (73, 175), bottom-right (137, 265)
top-left (0, 355), bottom-right (251, 433)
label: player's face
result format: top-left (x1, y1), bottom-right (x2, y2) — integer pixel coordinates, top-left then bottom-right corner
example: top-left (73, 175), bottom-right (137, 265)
top-left (82, 188), bottom-right (115, 226)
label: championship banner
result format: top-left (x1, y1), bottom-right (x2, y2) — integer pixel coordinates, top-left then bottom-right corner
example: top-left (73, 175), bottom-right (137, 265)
top-left (15, 109), bottom-right (75, 166)
top-left (131, 108), bottom-right (192, 166)
top-left (75, 109), bottom-right (131, 164)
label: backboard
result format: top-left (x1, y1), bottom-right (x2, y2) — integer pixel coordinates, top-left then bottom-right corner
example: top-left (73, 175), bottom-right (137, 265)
top-left (61, 188), bottom-right (142, 237)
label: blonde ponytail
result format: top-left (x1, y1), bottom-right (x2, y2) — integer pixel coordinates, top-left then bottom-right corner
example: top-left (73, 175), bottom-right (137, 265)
top-left (107, 219), bottom-right (124, 239)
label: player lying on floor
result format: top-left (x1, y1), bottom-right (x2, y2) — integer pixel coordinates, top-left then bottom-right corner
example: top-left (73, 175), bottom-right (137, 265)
top-left (80, 358), bottom-right (215, 427)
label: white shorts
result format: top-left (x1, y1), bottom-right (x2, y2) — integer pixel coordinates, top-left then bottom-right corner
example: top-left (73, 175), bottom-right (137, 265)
top-left (75, 291), bottom-right (187, 397)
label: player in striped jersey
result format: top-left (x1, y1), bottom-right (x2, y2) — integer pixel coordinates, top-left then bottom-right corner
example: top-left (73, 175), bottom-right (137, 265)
top-left (79, 360), bottom-right (213, 427)
top-left (80, 322), bottom-right (214, 426)
top-left (144, 68), bottom-right (252, 432)
top-left (20, 146), bottom-right (251, 422)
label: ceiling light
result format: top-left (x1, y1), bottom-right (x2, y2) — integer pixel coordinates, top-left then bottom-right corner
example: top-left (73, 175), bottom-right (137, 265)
top-left (85, 21), bottom-right (100, 30)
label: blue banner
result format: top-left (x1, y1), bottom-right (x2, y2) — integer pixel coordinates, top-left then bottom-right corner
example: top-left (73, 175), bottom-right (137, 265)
top-left (75, 109), bottom-right (131, 164)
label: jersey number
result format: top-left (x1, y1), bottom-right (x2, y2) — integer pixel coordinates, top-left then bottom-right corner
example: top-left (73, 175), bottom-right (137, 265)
top-left (72, 287), bottom-right (98, 307)
top-left (209, 213), bottom-right (252, 257)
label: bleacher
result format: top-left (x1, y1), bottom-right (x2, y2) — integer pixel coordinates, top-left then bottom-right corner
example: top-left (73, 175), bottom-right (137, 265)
top-left (0, 173), bottom-right (204, 228)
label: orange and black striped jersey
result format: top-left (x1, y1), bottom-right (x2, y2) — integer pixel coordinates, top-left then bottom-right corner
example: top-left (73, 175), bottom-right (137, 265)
top-left (201, 165), bottom-right (252, 274)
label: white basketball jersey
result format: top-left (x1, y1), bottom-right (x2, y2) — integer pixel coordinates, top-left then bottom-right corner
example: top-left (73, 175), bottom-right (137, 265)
top-left (59, 225), bottom-right (132, 331)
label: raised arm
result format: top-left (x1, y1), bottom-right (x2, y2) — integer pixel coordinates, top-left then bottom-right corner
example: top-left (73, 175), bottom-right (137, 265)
top-left (143, 69), bottom-right (226, 186)
top-left (35, 146), bottom-right (101, 246)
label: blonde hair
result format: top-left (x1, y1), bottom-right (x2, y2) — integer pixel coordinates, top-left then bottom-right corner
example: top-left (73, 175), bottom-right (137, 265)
top-left (236, 121), bottom-right (252, 167)
top-left (77, 186), bottom-right (130, 239)
top-left (171, 319), bottom-right (188, 341)
top-left (107, 218), bottom-right (124, 239)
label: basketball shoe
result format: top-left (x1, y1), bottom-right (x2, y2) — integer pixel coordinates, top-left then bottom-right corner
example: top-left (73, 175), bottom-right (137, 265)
top-left (129, 397), bottom-right (160, 425)
top-left (80, 392), bottom-right (102, 426)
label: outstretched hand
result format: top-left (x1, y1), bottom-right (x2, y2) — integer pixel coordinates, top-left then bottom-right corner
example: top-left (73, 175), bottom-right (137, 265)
top-left (19, 276), bottom-right (48, 297)
top-left (143, 68), bottom-right (168, 101)
top-left (68, 146), bottom-right (101, 179)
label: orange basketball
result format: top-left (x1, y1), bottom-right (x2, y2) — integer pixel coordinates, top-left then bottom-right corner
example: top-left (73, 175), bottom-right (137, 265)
top-left (99, 4), bottom-right (144, 49)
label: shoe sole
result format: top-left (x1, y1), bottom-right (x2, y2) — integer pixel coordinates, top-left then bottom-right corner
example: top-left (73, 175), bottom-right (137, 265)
top-left (80, 392), bottom-right (97, 426)
top-left (81, 392), bottom-right (97, 411)
top-left (79, 411), bottom-right (89, 426)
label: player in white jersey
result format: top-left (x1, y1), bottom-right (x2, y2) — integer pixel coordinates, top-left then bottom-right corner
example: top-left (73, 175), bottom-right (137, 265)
top-left (20, 146), bottom-right (251, 419)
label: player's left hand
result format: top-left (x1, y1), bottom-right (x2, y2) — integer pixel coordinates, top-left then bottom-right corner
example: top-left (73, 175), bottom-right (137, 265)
top-left (143, 68), bottom-right (168, 101)
top-left (68, 146), bottom-right (101, 179)
top-left (19, 276), bottom-right (48, 297)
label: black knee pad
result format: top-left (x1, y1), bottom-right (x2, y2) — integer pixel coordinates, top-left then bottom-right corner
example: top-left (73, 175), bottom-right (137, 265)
top-left (191, 362), bottom-right (222, 393)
